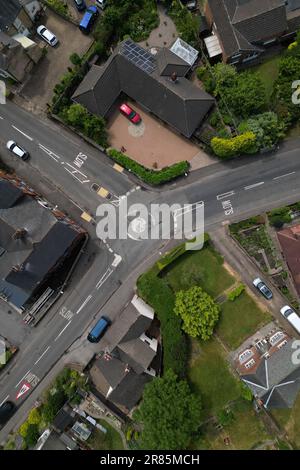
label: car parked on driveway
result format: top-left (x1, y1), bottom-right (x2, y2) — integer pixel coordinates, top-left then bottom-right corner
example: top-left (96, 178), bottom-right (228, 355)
top-left (280, 305), bottom-right (300, 334)
top-left (73, 0), bottom-right (86, 11)
top-left (253, 277), bottom-right (273, 300)
top-left (79, 5), bottom-right (99, 33)
top-left (37, 25), bottom-right (59, 47)
top-left (6, 141), bottom-right (30, 160)
top-left (0, 401), bottom-right (16, 428)
top-left (119, 103), bottom-right (141, 124)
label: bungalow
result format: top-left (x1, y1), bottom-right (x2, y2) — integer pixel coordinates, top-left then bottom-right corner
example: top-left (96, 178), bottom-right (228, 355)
top-left (235, 329), bottom-right (300, 408)
top-left (205, 0), bottom-right (300, 65)
top-left (73, 38), bottom-right (214, 139)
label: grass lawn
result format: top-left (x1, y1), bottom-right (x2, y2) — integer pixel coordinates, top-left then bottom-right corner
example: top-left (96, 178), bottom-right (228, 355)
top-left (192, 401), bottom-right (271, 450)
top-left (188, 338), bottom-right (241, 419)
top-left (87, 420), bottom-right (124, 450)
top-left (272, 394), bottom-right (300, 449)
top-left (163, 245), bottom-right (235, 298)
top-left (251, 55), bottom-right (281, 101)
top-left (217, 291), bottom-right (272, 350)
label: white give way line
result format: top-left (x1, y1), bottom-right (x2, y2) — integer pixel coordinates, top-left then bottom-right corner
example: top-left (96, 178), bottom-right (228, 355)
top-left (12, 125), bottom-right (33, 141)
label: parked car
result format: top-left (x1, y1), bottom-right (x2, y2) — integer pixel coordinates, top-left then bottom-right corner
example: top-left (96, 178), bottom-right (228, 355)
top-left (37, 25), bottom-right (58, 47)
top-left (79, 5), bottom-right (99, 33)
top-left (186, 1), bottom-right (197, 11)
top-left (119, 103), bottom-right (141, 124)
top-left (73, 0), bottom-right (86, 11)
top-left (0, 401), bottom-right (16, 428)
top-left (6, 140), bottom-right (30, 160)
top-left (95, 0), bottom-right (107, 10)
top-left (253, 278), bottom-right (273, 300)
top-left (87, 316), bottom-right (110, 343)
top-left (280, 305), bottom-right (300, 334)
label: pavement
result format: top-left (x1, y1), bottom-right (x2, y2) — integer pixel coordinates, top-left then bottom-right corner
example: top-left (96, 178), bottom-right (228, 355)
top-left (1, 98), bottom-right (300, 442)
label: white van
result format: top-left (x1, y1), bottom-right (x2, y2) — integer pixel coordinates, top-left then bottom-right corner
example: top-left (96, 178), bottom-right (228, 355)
top-left (95, 0), bottom-right (107, 9)
top-left (280, 305), bottom-right (300, 334)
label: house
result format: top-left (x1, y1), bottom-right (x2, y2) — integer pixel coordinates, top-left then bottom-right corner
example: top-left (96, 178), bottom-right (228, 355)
top-left (0, 31), bottom-right (42, 82)
top-left (205, 0), bottom-right (300, 65)
top-left (0, 0), bottom-right (42, 36)
top-left (72, 38), bottom-right (214, 139)
top-left (0, 172), bottom-right (87, 313)
top-left (277, 224), bottom-right (300, 298)
top-left (90, 295), bottom-right (160, 413)
top-left (235, 329), bottom-right (300, 408)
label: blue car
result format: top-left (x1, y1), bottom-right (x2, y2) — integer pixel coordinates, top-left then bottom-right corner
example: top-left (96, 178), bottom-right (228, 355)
top-left (79, 5), bottom-right (99, 34)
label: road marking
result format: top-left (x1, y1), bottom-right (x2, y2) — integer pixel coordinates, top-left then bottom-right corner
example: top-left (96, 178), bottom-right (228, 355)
top-left (273, 172), bottom-right (296, 180)
top-left (244, 182), bottom-right (264, 191)
top-left (34, 346), bottom-right (50, 365)
top-left (221, 200), bottom-right (234, 216)
top-left (0, 116), bottom-right (4, 120)
top-left (12, 125), bottom-right (33, 141)
top-left (59, 306), bottom-right (74, 321)
top-left (113, 163), bottom-right (124, 173)
top-left (0, 395), bottom-right (10, 407)
top-left (38, 143), bottom-right (61, 162)
top-left (76, 295), bottom-right (92, 314)
top-left (64, 162), bottom-right (90, 184)
top-left (81, 211), bottom-right (92, 222)
top-left (217, 191), bottom-right (235, 200)
top-left (96, 267), bottom-right (114, 290)
top-left (112, 254), bottom-right (122, 267)
top-left (15, 369), bottom-right (31, 388)
top-left (16, 382), bottom-right (31, 400)
top-left (54, 320), bottom-right (72, 342)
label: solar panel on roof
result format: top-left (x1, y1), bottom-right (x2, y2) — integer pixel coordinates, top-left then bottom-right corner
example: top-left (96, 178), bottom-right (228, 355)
top-left (121, 40), bottom-right (155, 74)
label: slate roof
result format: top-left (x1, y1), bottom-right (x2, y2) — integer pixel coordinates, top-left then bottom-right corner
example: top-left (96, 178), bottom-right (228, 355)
top-left (0, 176), bottom-right (84, 310)
top-left (207, 0), bottom-right (288, 57)
top-left (0, 0), bottom-right (33, 31)
top-left (90, 295), bottom-right (157, 411)
top-left (242, 339), bottom-right (300, 408)
top-left (73, 39), bottom-right (214, 138)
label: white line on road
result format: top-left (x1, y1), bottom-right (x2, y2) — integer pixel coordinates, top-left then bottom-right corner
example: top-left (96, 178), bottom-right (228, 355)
top-left (12, 125), bottom-right (33, 141)
top-left (217, 191), bottom-right (235, 200)
top-left (54, 321), bottom-right (72, 342)
top-left (111, 254), bottom-right (122, 268)
top-left (244, 182), bottom-right (264, 191)
top-left (15, 370), bottom-right (31, 388)
top-left (96, 267), bottom-right (114, 290)
top-left (38, 143), bottom-right (61, 162)
top-left (34, 346), bottom-right (50, 365)
top-left (273, 172), bottom-right (296, 180)
top-left (76, 295), bottom-right (92, 314)
top-left (0, 395), bottom-right (10, 407)
top-left (0, 116), bottom-right (4, 120)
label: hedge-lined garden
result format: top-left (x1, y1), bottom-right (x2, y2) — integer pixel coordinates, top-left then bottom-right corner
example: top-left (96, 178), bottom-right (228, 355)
top-left (107, 148), bottom-right (189, 185)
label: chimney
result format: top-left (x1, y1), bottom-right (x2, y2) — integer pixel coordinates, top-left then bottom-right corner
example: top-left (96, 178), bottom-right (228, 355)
top-left (12, 228), bottom-right (27, 240)
top-left (171, 71), bottom-right (178, 83)
top-left (125, 364), bottom-right (130, 373)
top-left (12, 264), bottom-right (24, 272)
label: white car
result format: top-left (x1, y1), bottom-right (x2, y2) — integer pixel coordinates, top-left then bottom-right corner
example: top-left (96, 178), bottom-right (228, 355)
top-left (95, 0), bottom-right (107, 9)
top-left (280, 305), bottom-right (300, 334)
top-left (37, 25), bottom-right (58, 46)
top-left (6, 140), bottom-right (30, 160)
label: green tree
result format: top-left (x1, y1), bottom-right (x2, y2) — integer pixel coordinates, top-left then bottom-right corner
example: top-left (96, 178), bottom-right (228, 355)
top-left (174, 286), bottom-right (220, 340)
top-left (69, 53), bottom-right (82, 68)
top-left (23, 424), bottom-right (40, 448)
top-left (239, 112), bottom-right (286, 150)
top-left (134, 370), bottom-right (202, 450)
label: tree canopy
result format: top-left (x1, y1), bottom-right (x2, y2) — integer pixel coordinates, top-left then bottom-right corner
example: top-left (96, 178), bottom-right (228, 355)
top-left (134, 370), bottom-right (202, 450)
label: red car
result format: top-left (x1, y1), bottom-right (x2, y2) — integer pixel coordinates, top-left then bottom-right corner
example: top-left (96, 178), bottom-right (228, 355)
top-left (119, 103), bottom-right (141, 124)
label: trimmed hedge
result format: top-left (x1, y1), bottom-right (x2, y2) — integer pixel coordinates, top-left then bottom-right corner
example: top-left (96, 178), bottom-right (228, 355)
top-left (107, 148), bottom-right (189, 185)
top-left (227, 284), bottom-right (245, 301)
top-left (211, 132), bottom-right (257, 159)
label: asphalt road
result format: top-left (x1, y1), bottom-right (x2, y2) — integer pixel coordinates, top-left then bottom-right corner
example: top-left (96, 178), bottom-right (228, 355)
top-left (1, 101), bottom-right (300, 441)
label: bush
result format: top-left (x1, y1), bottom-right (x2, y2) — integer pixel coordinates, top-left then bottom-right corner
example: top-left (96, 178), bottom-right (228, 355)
top-left (137, 270), bottom-right (187, 378)
top-left (44, 0), bottom-right (69, 18)
top-left (168, 0), bottom-right (199, 46)
top-left (268, 207), bottom-right (292, 227)
top-left (63, 104), bottom-right (108, 148)
top-left (211, 132), bottom-right (257, 158)
top-left (107, 148), bottom-right (189, 185)
top-left (227, 284), bottom-right (245, 301)
top-left (238, 112), bottom-right (286, 151)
